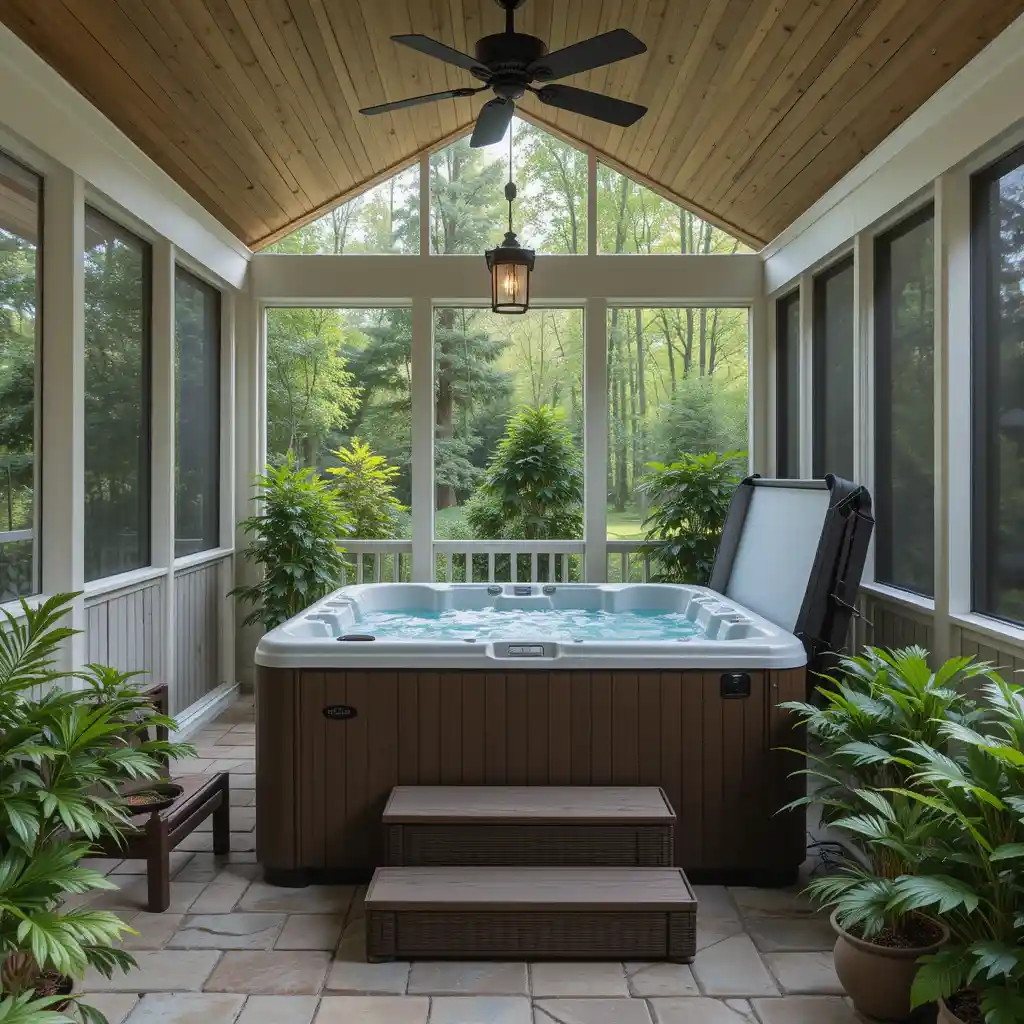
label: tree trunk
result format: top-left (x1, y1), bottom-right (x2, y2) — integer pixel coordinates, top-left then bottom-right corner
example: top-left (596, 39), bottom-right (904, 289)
top-left (435, 306), bottom-right (457, 509)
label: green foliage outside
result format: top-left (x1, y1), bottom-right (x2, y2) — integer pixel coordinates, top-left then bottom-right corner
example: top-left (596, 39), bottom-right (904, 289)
top-left (232, 456), bottom-right (352, 631)
top-left (639, 451), bottom-right (745, 584)
top-left (466, 405), bottom-right (583, 541)
top-left (782, 648), bottom-right (1024, 1023)
top-left (326, 439), bottom-right (407, 540)
top-left (261, 120), bottom-right (749, 551)
top-left (0, 593), bottom-right (192, 1024)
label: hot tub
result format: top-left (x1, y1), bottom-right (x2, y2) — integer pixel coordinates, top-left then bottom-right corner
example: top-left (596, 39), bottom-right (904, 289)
top-left (255, 476), bottom-right (872, 887)
top-left (255, 582), bottom-right (809, 886)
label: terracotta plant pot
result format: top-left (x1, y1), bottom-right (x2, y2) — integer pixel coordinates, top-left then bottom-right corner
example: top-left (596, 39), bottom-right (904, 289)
top-left (34, 971), bottom-right (73, 1010)
top-left (938, 994), bottom-right (982, 1024)
top-left (830, 909), bottom-right (949, 1022)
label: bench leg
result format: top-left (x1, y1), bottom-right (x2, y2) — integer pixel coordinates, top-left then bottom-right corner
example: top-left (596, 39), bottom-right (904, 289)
top-left (212, 786), bottom-right (230, 856)
top-left (146, 818), bottom-right (171, 913)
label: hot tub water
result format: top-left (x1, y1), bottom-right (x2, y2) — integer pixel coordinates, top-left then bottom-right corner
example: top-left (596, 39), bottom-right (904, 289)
top-left (350, 607), bottom-right (705, 642)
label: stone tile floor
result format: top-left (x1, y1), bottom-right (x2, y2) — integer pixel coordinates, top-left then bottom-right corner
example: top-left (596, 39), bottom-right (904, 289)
top-left (76, 695), bottom-right (861, 1023)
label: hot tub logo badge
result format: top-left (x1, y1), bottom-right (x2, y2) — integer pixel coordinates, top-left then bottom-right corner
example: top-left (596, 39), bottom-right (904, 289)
top-left (323, 704), bottom-right (358, 721)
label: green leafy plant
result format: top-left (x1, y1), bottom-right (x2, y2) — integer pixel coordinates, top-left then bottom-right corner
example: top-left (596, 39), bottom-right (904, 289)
top-left (638, 450), bottom-right (745, 584)
top-left (326, 439), bottom-right (407, 540)
top-left (0, 594), bottom-right (192, 1023)
top-left (780, 647), bottom-right (989, 941)
top-left (466, 405), bottom-right (583, 541)
top-left (886, 677), bottom-right (1024, 1024)
top-left (232, 455), bottom-right (353, 631)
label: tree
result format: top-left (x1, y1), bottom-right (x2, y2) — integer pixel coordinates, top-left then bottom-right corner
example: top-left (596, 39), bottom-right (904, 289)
top-left (466, 405), bottom-right (583, 540)
top-left (326, 439), bottom-right (407, 540)
top-left (265, 307), bottom-right (360, 466)
top-left (515, 121), bottom-right (587, 253)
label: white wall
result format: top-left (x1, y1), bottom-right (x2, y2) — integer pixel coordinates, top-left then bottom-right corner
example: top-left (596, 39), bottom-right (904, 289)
top-left (762, 11), bottom-right (1024, 670)
top-left (0, 26), bottom-right (248, 725)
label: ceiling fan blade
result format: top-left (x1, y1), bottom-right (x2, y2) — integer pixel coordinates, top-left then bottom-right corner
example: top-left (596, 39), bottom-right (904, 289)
top-left (534, 84), bottom-right (646, 128)
top-left (528, 29), bottom-right (647, 83)
top-left (391, 34), bottom-right (489, 76)
top-left (470, 98), bottom-right (514, 148)
top-left (360, 87), bottom-right (487, 116)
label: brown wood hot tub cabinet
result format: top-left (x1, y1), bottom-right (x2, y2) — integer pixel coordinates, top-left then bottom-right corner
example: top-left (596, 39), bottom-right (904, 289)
top-left (256, 666), bottom-right (807, 886)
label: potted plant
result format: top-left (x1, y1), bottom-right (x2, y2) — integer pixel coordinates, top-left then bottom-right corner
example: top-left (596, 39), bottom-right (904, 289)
top-left (0, 594), bottom-right (192, 1023)
top-left (232, 454), bottom-right (353, 632)
top-left (781, 646), bottom-right (991, 1021)
top-left (891, 676), bottom-right (1024, 1024)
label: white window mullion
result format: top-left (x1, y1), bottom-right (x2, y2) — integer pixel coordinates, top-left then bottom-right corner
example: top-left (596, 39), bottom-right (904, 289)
top-left (798, 272), bottom-right (813, 478)
top-left (40, 166), bottom-right (85, 670)
top-left (749, 298), bottom-right (769, 475)
top-left (586, 150), bottom-right (597, 256)
top-left (411, 295), bottom-right (433, 581)
top-left (583, 297), bottom-right (607, 582)
top-left (853, 231), bottom-right (874, 582)
top-left (219, 291), bottom-right (237, 692)
top-left (151, 239), bottom-right (176, 696)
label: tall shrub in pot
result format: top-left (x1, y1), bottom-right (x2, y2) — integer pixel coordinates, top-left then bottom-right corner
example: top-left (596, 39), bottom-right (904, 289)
top-left (781, 646), bottom-right (991, 1021)
top-left (233, 455), bottom-right (353, 631)
top-left (892, 676), bottom-right (1024, 1024)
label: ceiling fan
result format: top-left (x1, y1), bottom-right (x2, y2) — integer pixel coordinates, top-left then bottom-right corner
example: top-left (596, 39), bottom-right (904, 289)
top-left (358, 0), bottom-right (648, 147)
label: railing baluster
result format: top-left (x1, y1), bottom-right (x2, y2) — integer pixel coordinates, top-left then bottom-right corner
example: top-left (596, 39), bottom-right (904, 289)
top-left (643, 555), bottom-right (651, 583)
top-left (530, 552), bottom-right (538, 583)
top-left (446, 553), bottom-right (454, 583)
top-left (488, 552), bottom-right (495, 582)
top-left (549, 553), bottom-right (556, 583)
top-left (467, 551), bottom-right (474, 583)
top-left (511, 552), bottom-right (518, 583)
top-left (356, 556), bottom-right (364, 585)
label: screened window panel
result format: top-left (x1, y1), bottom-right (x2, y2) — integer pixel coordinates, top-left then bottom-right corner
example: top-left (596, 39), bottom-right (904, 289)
top-left (775, 291), bottom-right (801, 478)
top-left (84, 208), bottom-right (152, 581)
top-left (972, 147), bottom-right (1024, 623)
top-left (175, 267), bottom-right (221, 557)
top-left (874, 206), bottom-right (935, 597)
top-left (812, 257), bottom-right (855, 481)
top-left (0, 151), bottom-right (41, 601)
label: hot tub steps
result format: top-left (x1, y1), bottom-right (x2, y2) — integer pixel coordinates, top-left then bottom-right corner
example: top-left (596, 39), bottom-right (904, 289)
top-left (382, 785), bottom-right (675, 867)
top-left (365, 865), bottom-right (698, 963)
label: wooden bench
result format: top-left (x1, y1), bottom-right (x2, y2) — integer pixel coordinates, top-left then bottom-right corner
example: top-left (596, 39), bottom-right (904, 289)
top-left (90, 682), bottom-right (230, 912)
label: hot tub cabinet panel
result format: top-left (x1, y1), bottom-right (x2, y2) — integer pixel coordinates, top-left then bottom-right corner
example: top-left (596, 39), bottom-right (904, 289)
top-left (256, 666), bottom-right (807, 884)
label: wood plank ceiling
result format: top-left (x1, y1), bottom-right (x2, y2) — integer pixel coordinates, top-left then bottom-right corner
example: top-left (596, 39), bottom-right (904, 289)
top-left (2, 0), bottom-right (1021, 249)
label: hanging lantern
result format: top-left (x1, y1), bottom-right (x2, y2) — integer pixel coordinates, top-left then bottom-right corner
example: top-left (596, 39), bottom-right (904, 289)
top-left (484, 135), bottom-right (535, 314)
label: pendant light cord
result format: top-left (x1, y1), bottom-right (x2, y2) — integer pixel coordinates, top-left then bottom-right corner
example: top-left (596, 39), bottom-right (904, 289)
top-left (507, 126), bottom-right (514, 235)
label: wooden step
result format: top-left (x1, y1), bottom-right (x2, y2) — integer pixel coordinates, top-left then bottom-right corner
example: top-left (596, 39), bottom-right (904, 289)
top-left (365, 865), bottom-right (698, 963)
top-left (382, 786), bottom-right (676, 868)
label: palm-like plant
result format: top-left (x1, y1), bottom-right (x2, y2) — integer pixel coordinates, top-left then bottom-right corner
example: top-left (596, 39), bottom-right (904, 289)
top-left (886, 678), bottom-right (1024, 1024)
top-left (781, 647), bottom-right (990, 940)
top-left (0, 594), bottom-right (193, 1024)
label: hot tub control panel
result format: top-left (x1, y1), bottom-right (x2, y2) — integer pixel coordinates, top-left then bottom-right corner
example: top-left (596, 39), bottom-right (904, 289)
top-left (507, 644), bottom-right (546, 657)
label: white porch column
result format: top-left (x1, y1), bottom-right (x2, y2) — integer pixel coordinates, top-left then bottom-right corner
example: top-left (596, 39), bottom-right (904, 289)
top-left (219, 290), bottom-right (237, 693)
top-left (749, 295), bottom-right (770, 475)
top-left (411, 295), bottom-right (434, 581)
top-left (853, 231), bottom-right (874, 583)
top-left (583, 297), bottom-right (608, 582)
top-left (40, 166), bottom-right (85, 669)
top-left (151, 239), bottom-right (176, 695)
top-left (937, 171), bottom-right (972, 661)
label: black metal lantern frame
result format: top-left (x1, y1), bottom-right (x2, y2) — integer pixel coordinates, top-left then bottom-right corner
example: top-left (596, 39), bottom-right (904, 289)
top-left (484, 132), bottom-right (535, 314)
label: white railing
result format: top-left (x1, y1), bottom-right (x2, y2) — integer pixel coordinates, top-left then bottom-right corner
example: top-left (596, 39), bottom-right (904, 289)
top-left (605, 540), bottom-right (652, 583)
top-left (334, 538), bottom-right (658, 585)
top-left (339, 539), bottom-right (414, 584)
top-left (433, 540), bottom-right (586, 584)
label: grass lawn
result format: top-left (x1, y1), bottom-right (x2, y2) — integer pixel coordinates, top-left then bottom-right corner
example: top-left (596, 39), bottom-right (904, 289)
top-left (606, 508), bottom-right (645, 540)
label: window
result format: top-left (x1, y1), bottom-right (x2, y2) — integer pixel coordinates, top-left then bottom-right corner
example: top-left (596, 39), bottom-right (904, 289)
top-left (433, 306), bottom-right (583, 561)
top-left (875, 206), bottom-right (935, 597)
top-left (261, 165), bottom-right (419, 254)
top-left (0, 152), bottom-right (41, 601)
top-left (972, 147), bottom-right (1024, 622)
top-left (597, 166), bottom-right (752, 254)
top-left (175, 267), bottom-right (221, 557)
top-left (430, 119), bottom-right (587, 255)
top-left (775, 291), bottom-right (801, 478)
top-left (812, 256), bottom-right (855, 480)
top-left (265, 304), bottom-right (412, 533)
top-left (84, 208), bottom-right (152, 581)
top-left (606, 306), bottom-right (749, 540)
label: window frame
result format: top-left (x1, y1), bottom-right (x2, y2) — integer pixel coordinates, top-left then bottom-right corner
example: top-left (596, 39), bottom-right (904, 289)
top-left (83, 205), bottom-right (154, 582)
top-left (970, 143), bottom-right (1024, 622)
top-left (173, 263), bottom-right (222, 558)
top-left (873, 202), bottom-right (935, 597)
top-left (0, 149), bottom-right (44, 599)
top-left (811, 254), bottom-right (855, 479)
top-left (775, 289), bottom-right (800, 478)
